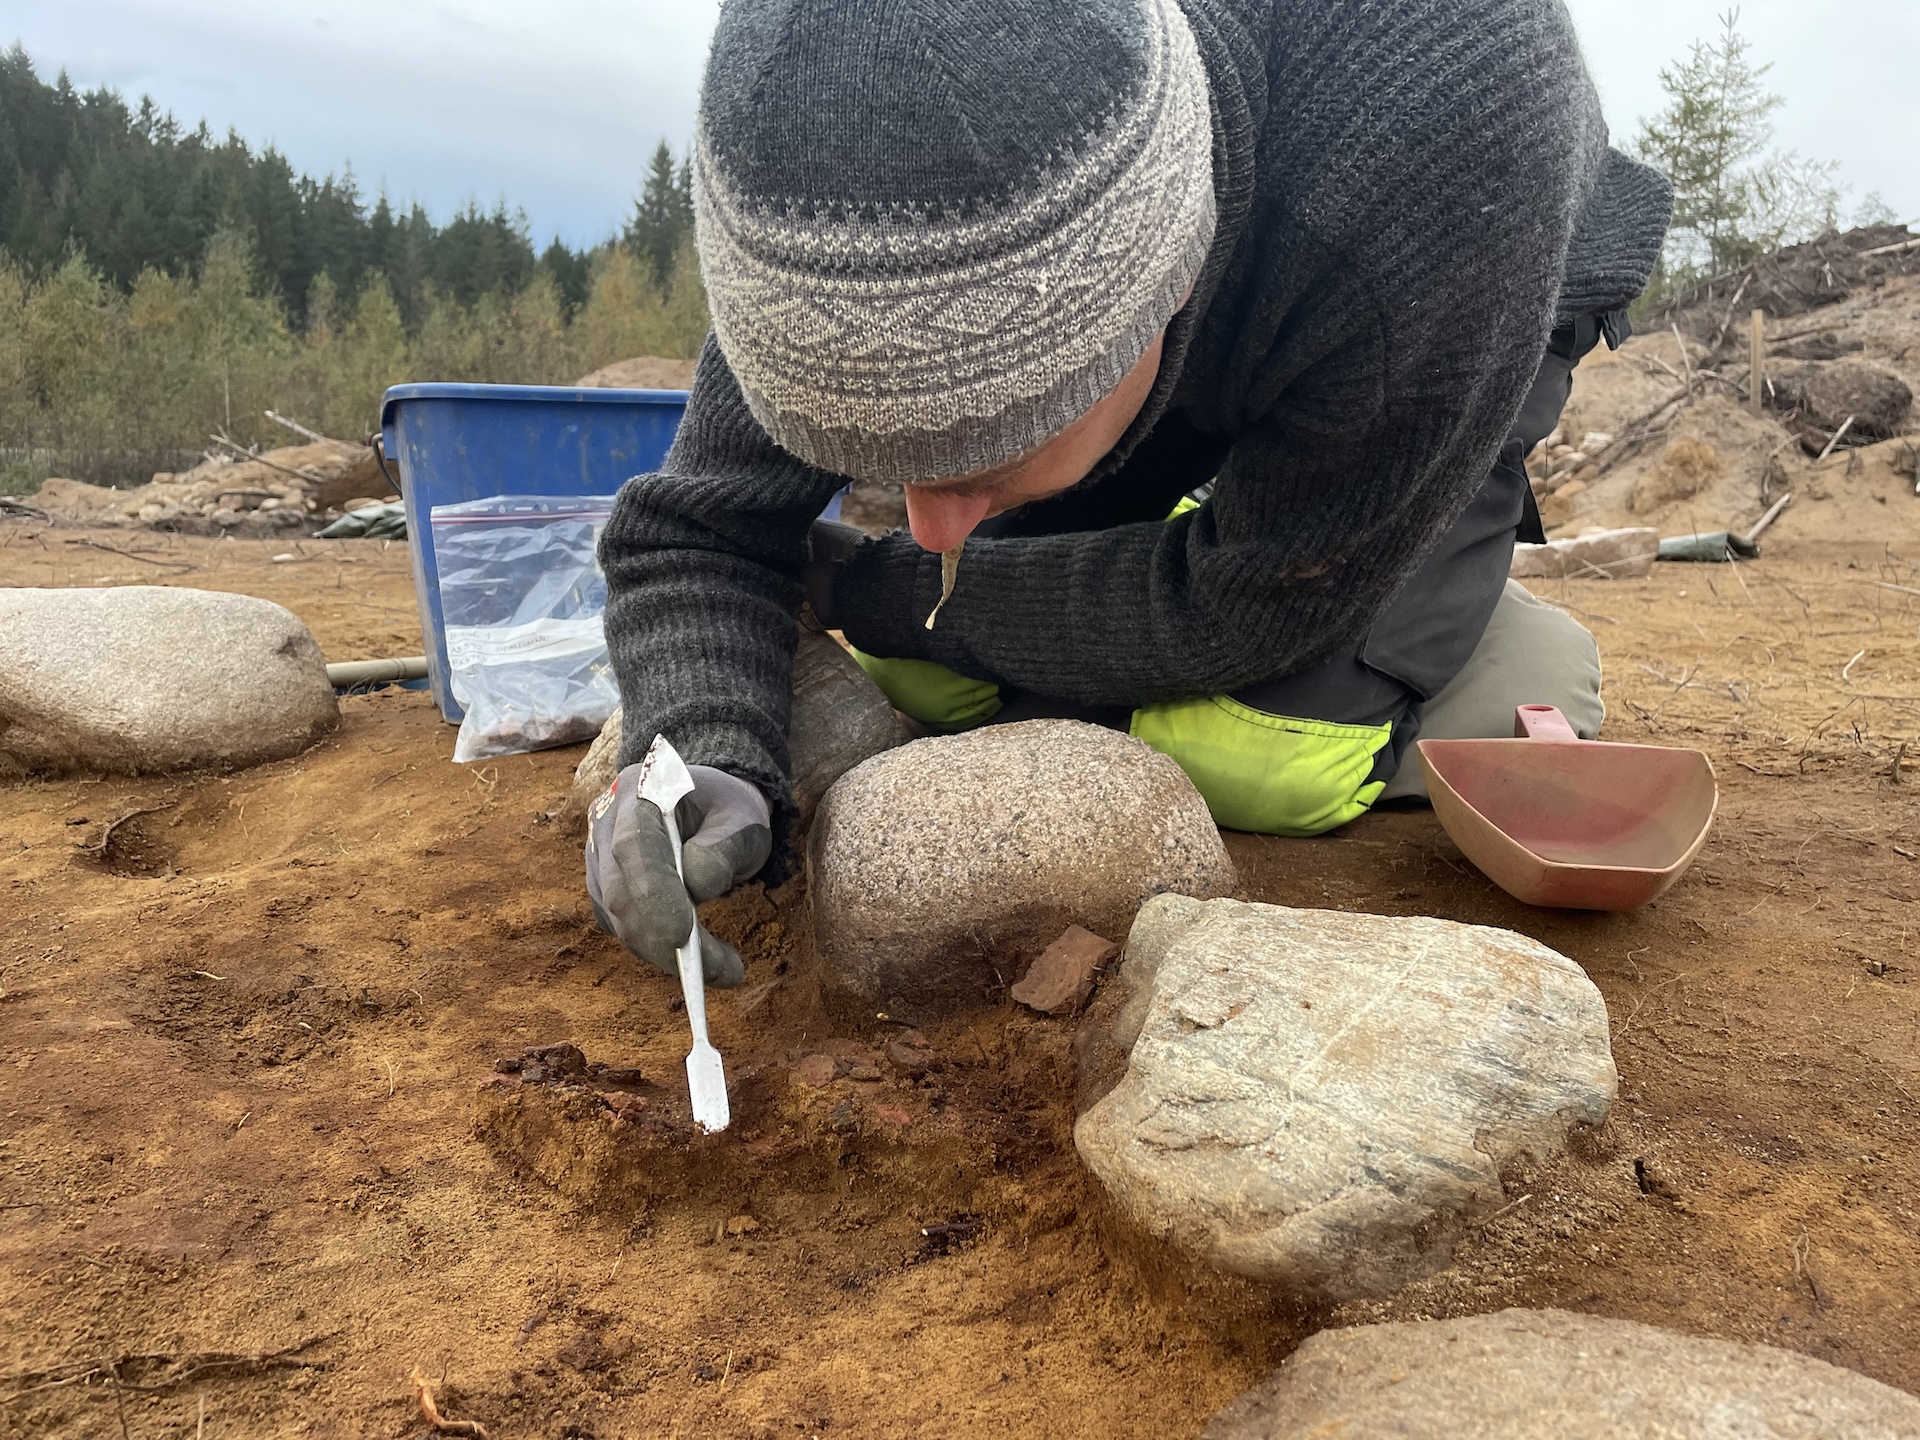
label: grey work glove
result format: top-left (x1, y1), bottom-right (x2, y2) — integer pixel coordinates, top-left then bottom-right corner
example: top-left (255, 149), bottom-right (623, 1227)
top-left (584, 762), bottom-right (772, 988)
top-left (804, 518), bottom-right (868, 629)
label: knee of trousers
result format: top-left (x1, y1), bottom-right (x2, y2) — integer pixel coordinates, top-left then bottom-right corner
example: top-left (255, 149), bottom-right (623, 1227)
top-left (1376, 579), bottom-right (1604, 803)
top-left (1130, 697), bottom-right (1398, 837)
top-left (848, 647), bottom-right (1004, 731)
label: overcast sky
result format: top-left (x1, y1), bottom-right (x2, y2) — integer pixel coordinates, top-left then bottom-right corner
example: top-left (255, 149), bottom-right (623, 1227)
top-left (11, 0), bottom-right (1917, 250)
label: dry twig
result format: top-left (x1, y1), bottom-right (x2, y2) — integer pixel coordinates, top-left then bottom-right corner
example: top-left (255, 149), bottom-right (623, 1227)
top-left (62, 537), bottom-right (197, 571)
top-left (84, 801), bottom-right (177, 856)
top-left (1813, 416), bottom-right (1856, 465)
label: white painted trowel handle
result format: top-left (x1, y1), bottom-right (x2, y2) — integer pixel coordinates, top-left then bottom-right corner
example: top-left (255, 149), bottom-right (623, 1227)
top-left (636, 735), bottom-right (731, 1133)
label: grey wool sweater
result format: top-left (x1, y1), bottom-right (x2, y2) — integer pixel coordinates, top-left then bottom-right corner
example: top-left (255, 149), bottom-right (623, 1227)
top-left (600, 0), bottom-right (1672, 873)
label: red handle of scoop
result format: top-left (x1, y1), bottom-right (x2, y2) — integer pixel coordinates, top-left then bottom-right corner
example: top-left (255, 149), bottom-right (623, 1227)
top-left (1514, 704), bottom-right (1582, 741)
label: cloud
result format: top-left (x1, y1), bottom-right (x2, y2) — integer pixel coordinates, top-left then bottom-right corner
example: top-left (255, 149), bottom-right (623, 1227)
top-left (10, 0), bottom-right (1912, 251)
top-left (12, 0), bottom-right (725, 246)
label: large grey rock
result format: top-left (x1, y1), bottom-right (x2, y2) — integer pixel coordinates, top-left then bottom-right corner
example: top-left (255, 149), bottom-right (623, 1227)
top-left (1075, 895), bottom-right (1615, 1301)
top-left (1203, 1308), bottom-right (1920, 1439)
top-left (808, 720), bottom-right (1234, 1018)
top-left (0, 586), bottom-right (338, 776)
top-left (566, 627), bottom-right (908, 829)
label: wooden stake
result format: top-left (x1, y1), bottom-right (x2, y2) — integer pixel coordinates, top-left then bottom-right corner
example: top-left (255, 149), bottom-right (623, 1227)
top-left (1749, 309), bottom-right (1765, 416)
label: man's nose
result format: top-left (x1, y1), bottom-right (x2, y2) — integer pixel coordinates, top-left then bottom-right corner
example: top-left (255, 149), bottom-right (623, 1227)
top-left (902, 486), bottom-right (995, 553)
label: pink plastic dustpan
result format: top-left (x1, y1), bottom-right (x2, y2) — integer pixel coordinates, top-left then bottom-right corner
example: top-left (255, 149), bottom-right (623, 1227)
top-left (1417, 705), bottom-right (1718, 911)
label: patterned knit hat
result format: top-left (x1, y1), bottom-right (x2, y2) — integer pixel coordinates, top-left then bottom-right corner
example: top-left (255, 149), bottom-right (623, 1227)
top-left (692, 0), bottom-right (1217, 484)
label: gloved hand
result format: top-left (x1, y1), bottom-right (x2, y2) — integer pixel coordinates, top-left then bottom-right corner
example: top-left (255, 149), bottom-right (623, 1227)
top-left (803, 518), bottom-right (868, 629)
top-left (584, 762), bottom-right (772, 988)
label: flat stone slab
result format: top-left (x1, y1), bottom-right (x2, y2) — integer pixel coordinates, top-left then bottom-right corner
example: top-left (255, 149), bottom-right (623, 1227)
top-left (0, 585), bottom-right (337, 776)
top-left (1075, 895), bottom-right (1616, 1301)
top-left (1203, 1308), bottom-right (1920, 1438)
top-left (809, 720), bottom-right (1234, 1018)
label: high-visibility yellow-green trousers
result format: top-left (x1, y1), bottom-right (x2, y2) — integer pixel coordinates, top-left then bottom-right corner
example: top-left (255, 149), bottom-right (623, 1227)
top-left (846, 648), bottom-right (1395, 838)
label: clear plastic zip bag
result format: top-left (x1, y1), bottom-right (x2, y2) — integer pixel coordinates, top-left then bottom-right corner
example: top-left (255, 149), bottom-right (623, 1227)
top-left (431, 494), bottom-right (619, 763)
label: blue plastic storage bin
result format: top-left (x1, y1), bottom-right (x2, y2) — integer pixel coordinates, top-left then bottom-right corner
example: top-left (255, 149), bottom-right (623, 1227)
top-left (379, 383), bottom-right (688, 722)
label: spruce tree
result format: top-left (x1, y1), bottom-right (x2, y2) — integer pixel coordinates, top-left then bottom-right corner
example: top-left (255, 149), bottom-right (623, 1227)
top-left (625, 140), bottom-right (691, 288)
top-left (1634, 9), bottom-right (1842, 281)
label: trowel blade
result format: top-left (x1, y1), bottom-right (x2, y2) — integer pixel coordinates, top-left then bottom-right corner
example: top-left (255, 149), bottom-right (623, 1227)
top-left (685, 1040), bottom-right (731, 1133)
top-left (636, 733), bottom-right (696, 818)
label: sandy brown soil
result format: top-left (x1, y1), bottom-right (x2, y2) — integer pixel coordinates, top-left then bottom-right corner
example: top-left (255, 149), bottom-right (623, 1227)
top-left (3, 524), bottom-right (1919, 1437)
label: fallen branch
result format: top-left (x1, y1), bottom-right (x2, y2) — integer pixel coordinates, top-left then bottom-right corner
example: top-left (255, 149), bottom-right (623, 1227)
top-left (1860, 236), bottom-right (1920, 259)
top-left (411, 1367), bottom-right (490, 1438)
top-left (1743, 492), bottom-right (1793, 545)
top-left (262, 409), bottom-right (338, 445)
top-left (207, 434), bottom-right (322, 487)
top-left (1709, 274), bottom-right (1751, 352)
top-left (0, 1334), bottom-right (338, 1402)
top-left (62, 538), bottom-right (198, 571)
top-left (0, 496), bottom-right (51, 522)
top-left (1587, 384), bottom-right (1694, 480)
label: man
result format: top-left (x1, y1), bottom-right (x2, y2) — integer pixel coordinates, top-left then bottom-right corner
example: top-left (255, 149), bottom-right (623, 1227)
top-left (586, 0), bottom-right (1672, 985)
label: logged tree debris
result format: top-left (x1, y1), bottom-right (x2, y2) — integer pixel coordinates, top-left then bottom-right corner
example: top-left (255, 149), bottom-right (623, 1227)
top-left (24, 432), bottom-right (387, 537)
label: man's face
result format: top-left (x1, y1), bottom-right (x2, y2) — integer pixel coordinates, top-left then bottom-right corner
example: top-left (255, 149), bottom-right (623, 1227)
top-left (900, 324), bottom-right (1170, 553)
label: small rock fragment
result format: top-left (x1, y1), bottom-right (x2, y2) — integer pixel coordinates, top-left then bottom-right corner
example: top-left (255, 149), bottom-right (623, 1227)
top-left (791, 1054), bottom-right (838, 1088)
top-left (592, 1066), bottom-right (647, 1087)
top-left (724, 1214), bottom-right (760, 1237)
top-left (522, 1043), bottom-right (590, 1080)
top-left (1011, 925), bottom-right (1118, 1014)
top-left (886, 1031), bottom-right (935, 1075)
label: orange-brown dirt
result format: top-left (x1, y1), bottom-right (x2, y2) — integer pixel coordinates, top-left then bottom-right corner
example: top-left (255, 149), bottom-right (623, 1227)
top-left (3, 524), bottom-right (1919, 1437)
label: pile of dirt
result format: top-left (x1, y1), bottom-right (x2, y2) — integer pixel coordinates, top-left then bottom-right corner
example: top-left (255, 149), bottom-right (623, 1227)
top-left (1663, 224), bottom-right (1920, 332)
top-left (19, 439), bottom-right (387, 538)
top-left (574, 355), bottom-right (698, 390)
top-left (1532, 225), bottom-right (1920, 543)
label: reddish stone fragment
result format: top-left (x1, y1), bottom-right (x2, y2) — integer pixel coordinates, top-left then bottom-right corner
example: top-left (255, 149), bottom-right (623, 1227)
top-left (791, 1054), bottom-right (838, 1087)
top-left (1011, 925), bottom-right (1118, 1015)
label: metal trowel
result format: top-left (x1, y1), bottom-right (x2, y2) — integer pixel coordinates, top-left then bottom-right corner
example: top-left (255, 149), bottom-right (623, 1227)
top-left (636, 734), bottom-right (732, 1133)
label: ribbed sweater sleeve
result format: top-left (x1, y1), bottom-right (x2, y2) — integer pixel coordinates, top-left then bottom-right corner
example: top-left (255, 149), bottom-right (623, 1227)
top-left (598, 337), bottom-right (845, 874)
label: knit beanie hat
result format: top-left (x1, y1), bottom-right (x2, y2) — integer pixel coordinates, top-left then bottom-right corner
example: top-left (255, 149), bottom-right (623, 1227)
top-left (692, 0), bottom-right (1216, 484)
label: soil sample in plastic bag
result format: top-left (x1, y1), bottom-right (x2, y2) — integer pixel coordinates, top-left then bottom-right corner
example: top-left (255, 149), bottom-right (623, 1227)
top-left (432, 495), bottom-right (619, 763)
